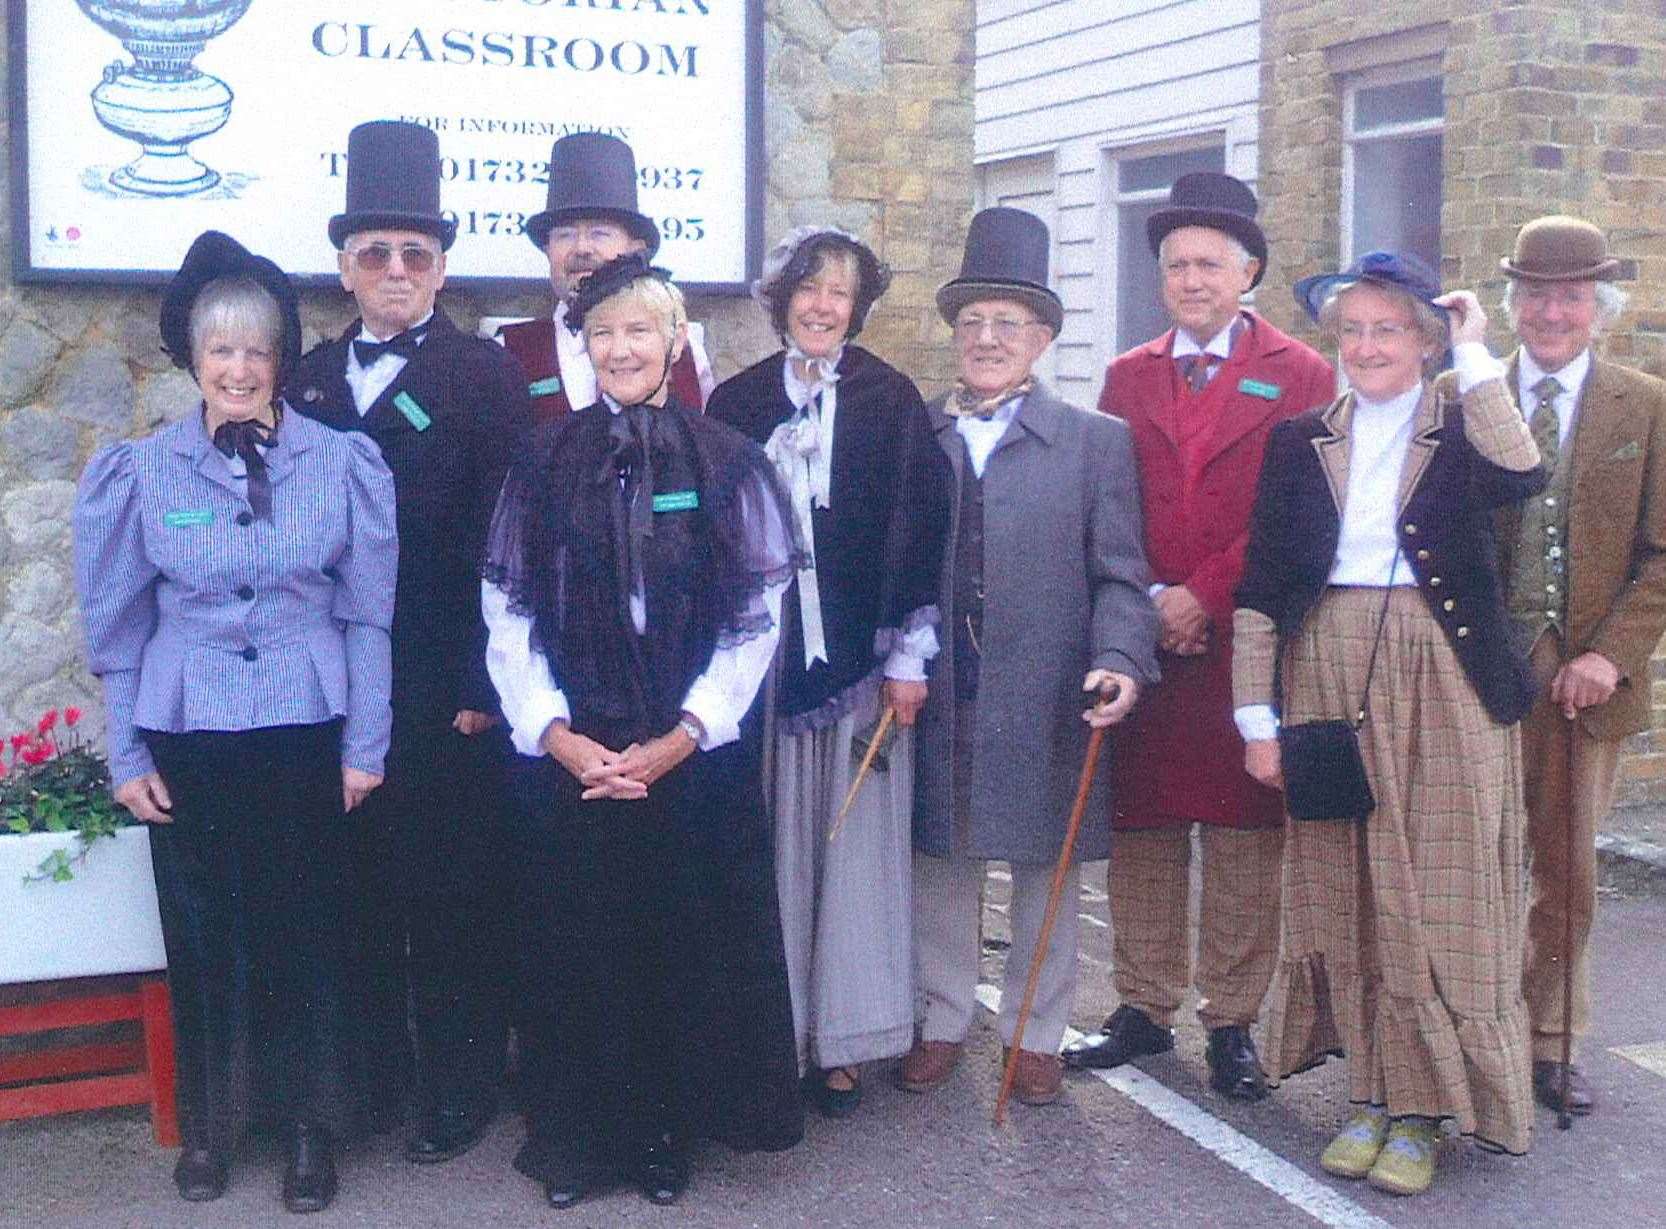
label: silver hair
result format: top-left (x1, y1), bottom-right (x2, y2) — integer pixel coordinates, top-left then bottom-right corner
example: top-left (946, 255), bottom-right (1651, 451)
top-left (582, 276), bottom-right (688, 349)
top-left (188, 276), bottom-right (282, 360)
top-left (1315, 280), bottom-right (1449, 377)
top-left (1158, 230), bottom-right (1254, 273)
top-left (1501, 279), bottom-right (1628, 332)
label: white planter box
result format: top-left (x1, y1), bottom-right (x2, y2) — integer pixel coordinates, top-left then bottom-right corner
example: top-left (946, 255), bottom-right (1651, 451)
top-left (0, 826), bottom-right (167, 985)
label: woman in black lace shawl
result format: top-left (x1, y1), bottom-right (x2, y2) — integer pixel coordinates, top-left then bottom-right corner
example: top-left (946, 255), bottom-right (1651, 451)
top-left (481, 254), bottom-right (803, 1210)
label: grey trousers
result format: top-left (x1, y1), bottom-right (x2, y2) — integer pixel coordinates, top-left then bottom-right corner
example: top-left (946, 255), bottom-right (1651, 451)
top-left (912, 851), bottom-right (1081, 1054)
top-left (773, 689), bottom-right (916, 1072)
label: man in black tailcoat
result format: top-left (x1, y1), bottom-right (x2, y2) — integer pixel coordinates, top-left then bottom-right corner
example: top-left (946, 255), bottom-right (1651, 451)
top-left (286, 120), bottom-right (532, 1162)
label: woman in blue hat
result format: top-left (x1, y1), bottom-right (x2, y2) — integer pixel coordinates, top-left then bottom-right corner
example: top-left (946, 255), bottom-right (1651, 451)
top-left (1232, 252), bottom-right (1542, 1194)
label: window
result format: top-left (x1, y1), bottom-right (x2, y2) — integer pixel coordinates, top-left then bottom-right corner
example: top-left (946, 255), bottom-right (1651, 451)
top-left (1343, 62), bottom-right (1443, 271)
top-left (1111, 144), bottom-right (1226, 353)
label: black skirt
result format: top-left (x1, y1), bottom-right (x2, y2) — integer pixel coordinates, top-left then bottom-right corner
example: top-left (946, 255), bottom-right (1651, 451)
top-left (506, 735), bottom-right (803, 1179)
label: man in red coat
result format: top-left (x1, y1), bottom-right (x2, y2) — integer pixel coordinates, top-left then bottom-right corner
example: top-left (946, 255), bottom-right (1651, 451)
top-left (499, 133), bottom-right (713, 422)
top-left (1063, 173), bottom-right (1333, 1100)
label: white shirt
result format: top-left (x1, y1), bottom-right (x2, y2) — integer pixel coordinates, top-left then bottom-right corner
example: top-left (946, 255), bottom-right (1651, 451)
top-left (539, 300), bottom-right (718, 411)
top-left (1170, 316), bottom-right (1239, 362)
top-left (1517, 346), bottom-right (1591, 448)
top-left (480, 400), bottom-right (792, 756)
top-left (955, 394), bottom-right (1023, 480)
top-left (1233, 342), bottom-right (1507, 742)
top-left (344, 312), bottom-right (433, 415)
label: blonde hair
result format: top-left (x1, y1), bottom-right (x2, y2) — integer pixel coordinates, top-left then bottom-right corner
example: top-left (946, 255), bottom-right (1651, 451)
top-left (582, 276), bottom-right (688, 349)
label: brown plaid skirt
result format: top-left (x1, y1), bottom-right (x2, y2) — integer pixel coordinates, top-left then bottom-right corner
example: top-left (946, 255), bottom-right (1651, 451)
top-left (1264, 587), bottom-right (1533, 1154)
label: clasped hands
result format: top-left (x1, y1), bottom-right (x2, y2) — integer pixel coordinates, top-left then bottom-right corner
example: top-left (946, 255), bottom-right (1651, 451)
top-left (1155, 585), bottom-right (1210, 656)
top-left (541, 715), bottom-right (700, 801)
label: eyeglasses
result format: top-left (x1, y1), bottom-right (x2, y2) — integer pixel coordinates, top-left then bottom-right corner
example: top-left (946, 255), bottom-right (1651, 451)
top-left (1336, 321), bottom-right (1415, 344)
top-left (953, 315), bottom-right (1040, 344)
top-left (348, 243), bottom-right (439, 274)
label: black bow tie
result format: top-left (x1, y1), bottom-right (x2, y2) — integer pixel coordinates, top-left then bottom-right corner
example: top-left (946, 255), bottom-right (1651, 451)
top-left (211, 416), bottom-right (278, 522)
top-left (353, 324), bottom-right (427, 367)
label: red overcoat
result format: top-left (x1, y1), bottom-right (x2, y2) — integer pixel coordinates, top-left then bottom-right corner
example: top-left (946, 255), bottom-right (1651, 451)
top-left (1099, 313), bottom-right (1334, 830)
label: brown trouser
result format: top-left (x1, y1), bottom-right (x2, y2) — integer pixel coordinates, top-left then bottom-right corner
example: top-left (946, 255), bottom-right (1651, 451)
top-left (1521, 632), bottom-right (1621, 1061)
top-left (1107, 824), bottom-right (1283, 1030)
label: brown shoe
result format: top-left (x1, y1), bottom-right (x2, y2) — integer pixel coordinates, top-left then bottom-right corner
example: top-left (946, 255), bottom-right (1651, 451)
top-left (896, 1040), bottom-right (962, 1092)
top-left (1533, 1060), bottom-right (1595, 1114)
top-left (1003, 1048), bottom-right (1063, 1106)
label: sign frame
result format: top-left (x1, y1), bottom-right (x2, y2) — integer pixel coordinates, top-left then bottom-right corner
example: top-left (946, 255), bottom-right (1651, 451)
top-left (6, 0), bottom-right (766, 295)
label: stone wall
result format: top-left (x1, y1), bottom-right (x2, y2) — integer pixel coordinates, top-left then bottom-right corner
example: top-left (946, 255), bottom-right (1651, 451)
top-left (1258, 0), bottom-right (1666, 802)
top-left (0, 1), bottom-right (976, 748)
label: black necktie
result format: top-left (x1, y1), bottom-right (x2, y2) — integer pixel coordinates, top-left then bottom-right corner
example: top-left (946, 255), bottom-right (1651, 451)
top-left (212, 417), bottom-right (278, 522)
top-left (352, 323), bottom-right (427, 367)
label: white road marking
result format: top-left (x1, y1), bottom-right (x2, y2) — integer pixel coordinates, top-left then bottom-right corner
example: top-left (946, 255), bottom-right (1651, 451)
top-left (1078, 912), bottom-right (1108, 929)
top-left (976, 985), bottom-right (1396, 1229)
top-left (1612, 1041), bottom-right (1666, 1079)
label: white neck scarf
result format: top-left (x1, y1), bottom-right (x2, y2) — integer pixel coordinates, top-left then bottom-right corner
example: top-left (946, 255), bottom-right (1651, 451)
top-left (765, 344), bottom-right (843, 668)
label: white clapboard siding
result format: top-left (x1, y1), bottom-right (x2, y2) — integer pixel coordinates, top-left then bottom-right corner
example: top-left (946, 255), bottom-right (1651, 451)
top-left (974, 0), bottom-right (1262, 403)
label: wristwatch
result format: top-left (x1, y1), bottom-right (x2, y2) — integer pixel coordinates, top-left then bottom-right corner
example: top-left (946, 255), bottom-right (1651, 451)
top-left (677, 716), bottom-right (703, 747)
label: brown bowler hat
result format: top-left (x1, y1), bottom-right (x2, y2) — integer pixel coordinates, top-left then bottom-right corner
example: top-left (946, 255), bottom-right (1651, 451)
top-left (1500, 215), bottom-right (1621, 282)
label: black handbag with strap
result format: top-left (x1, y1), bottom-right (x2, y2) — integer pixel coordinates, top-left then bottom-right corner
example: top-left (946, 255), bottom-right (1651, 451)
top-left (1274, 557), bottom-right (1398, 824)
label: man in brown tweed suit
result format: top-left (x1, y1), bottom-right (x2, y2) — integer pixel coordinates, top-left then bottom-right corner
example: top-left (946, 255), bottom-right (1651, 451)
top-left (1494, 215), bottom-right (1666, 1115)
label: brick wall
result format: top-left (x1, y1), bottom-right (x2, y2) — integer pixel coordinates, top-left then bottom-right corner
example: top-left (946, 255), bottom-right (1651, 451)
top-left (0, 0), bottom-right (975, 744)
top-left (1259, 0), bottom-right (1666, 803)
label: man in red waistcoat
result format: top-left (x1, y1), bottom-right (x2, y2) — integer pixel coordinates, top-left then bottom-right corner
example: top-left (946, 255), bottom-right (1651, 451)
top-left (499, 132), bottom-right (713, 422)
top-left (1063, 173), bottom-right (1333, 1100)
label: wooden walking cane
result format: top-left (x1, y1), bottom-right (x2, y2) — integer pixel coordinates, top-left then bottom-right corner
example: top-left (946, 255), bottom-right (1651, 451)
top-left (993, 685), bottom-right (1118, 1126)
top-left (1559, 799), bottom-right (1572, 1125)
top-left (828, 705), bottom-right (896, 843)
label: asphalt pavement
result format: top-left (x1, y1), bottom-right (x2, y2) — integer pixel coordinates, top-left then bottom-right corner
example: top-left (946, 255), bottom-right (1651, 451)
top-left (3, 851), bottom-right (1664, 1229)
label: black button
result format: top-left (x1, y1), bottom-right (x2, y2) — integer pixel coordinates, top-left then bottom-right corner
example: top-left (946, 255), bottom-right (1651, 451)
top-left (236, 511), bottom-right (254, 526)
top-left (240, 646), bottom-right (258, 662)
top-left (322, 565), bottom-right (340, 581)
top-left (236, 585), bottom-right (254, 601)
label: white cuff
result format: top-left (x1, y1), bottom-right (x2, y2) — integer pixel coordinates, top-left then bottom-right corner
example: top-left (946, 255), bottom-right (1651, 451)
top-left (680, 678), bottom-right (738, 751)
top-left (1452, 341), bottom-right (1506, 394)
top-left (515, 692), bottom-right (571, 758)
top-left (1233, 703), bottom-right (1280, 742)
top-left (884, 650), bottom-right (927, 682)
top-left (1148, 582), bottom-right (1168, 598)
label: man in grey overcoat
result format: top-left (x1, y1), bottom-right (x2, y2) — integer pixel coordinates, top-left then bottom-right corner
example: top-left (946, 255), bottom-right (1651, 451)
top-left (896, 208), bottom-right (1160, 1107)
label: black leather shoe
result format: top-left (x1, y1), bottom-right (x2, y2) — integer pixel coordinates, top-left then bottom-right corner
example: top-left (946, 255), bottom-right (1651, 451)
top-left (632, 1140), bottom-right (689, 1207)
top-left (281, 1124), bottom-right (338, 1215)
top-left (544, 1175), bottom-right (589, 1211)
top-left (406, 1100), bottom-right (494, 1164)
top-left (1205, 1025), bottom-right (1270, 1101)
top-left (1061, 1005), bottom-right (1175, 1070)
top-left (1533, 1060), bottom-right (1595, 1114)
top-left (810, 1067), bottom-right (863, 1119)
top-left (173, 1147), bottom-right (229, 1202)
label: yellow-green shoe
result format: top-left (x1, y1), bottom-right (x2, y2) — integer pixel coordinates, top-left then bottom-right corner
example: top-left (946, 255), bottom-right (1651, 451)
top-left (1319, 1106), bottom-right (1391, 1179)
top-left (1366, 1117), bottom-right (1439, 1196)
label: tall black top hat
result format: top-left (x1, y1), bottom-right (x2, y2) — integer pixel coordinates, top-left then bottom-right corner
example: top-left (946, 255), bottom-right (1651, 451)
top-left (160, 230), bottom-right (302, 382)
top-left (1146, 172), bottom-right (1268, 289)
top-left (328, 121), bottom-right (457, 251)
top-left (935, 207), bottom-right (1063, 333)
top-left (526, 133), bottom-right (660, 257)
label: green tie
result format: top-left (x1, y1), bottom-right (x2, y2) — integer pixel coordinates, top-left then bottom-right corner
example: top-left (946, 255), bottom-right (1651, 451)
top-left (1530, 375), bottom-right (1562, 476)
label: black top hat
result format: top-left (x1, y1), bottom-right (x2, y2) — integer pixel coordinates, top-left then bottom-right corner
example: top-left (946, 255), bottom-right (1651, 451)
top-left (935, 207), bottom-right (1063, 333)
top-left (526, 133), bottom-right (660, 257)
top-left (160, 230), bottom-right (302, 382)
top-left (328, 121), bottom-right (457, 251)
top-left (1146, 172), bottom-right (1268, 289)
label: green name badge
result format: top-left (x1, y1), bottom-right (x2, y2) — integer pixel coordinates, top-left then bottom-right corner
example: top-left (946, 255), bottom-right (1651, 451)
top-left (1238, 378), bottom-right (1282, 401)
top-left (393, 391), bottom-right (432, 431)
top-left (652, 490), bottom-right (700, 513)
top-left (528, 376), bottom-right (563, 397)
top-left (164, 508), bottom-right (213, 528)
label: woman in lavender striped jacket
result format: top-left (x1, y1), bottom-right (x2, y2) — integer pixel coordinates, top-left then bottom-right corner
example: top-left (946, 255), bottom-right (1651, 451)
top-left (72, 231), bottom-right (397, 1214)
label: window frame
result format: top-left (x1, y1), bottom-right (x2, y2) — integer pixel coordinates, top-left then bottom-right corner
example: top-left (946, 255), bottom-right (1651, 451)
top-left (1339, 57), bottom-right (1444, 264)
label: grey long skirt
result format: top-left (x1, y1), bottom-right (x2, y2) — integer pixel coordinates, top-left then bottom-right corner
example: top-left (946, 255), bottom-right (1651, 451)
top-left (771, 685), bottom-right (916, 1073)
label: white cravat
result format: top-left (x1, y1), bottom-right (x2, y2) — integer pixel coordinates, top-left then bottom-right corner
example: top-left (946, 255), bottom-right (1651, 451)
top-left (955, 395), bottom-right (1023, 479)
top-left (765, 346), bottom-right (842, 669)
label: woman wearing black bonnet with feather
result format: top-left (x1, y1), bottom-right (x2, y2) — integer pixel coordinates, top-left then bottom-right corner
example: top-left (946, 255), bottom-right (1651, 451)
top-left (481, 253), bottom-right (804, 1210)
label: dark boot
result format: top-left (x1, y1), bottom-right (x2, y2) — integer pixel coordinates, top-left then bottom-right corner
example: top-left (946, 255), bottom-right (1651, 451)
top-left (281, 1124), bottom-right (338, 1214)
top-left (1532, 1060), bottom-right (1595, 1114)
top-left (1060, 1005), bottom-right (1174, 1070)
top-left (172, 1146), bottom-right (229, 1202)
top-left (1205, 1025), bottom-right (1270, 1101)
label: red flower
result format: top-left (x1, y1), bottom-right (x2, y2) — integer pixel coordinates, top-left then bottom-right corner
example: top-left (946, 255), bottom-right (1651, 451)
top-left (9, 733), bottom-right (29, 751)
top-left (65, 707), bottom-right (82, 727)
top-left (37, 710), bottom-right (59, 734)
top-left (20, 743), bottom-right (49, 766)
top-left (39, 737), bottom-right (57, 759)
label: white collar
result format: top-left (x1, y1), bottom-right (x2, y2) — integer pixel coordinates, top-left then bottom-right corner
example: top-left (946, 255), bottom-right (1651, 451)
top-left (1172, 315), bottom-right (1241, 360)
top-left (356, 310), bottom-right (434, 345)
top-left (783, 344), bottom-right (844, 410)
top-left (1352, 380), bottom-right (1424, 420)
top-left (1518, 347), bottom-right (1591, 399)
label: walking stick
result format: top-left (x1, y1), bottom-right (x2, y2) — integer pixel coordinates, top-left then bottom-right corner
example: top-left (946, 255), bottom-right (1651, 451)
top-left (993, 685), bottom-right (1117, 1126)
top-left (1559, 799), bottom-right (1572, 1125)
top-left (828, 705), bottom-right (896, 843)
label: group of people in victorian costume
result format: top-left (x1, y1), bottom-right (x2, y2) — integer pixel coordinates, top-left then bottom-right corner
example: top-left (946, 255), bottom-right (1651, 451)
top-left (70, 105), bottom-right (1664, 1213)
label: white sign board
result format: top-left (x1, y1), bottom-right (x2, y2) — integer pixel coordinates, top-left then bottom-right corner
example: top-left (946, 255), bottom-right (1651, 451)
top-left (10, 0), bottom-right (761, 290)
